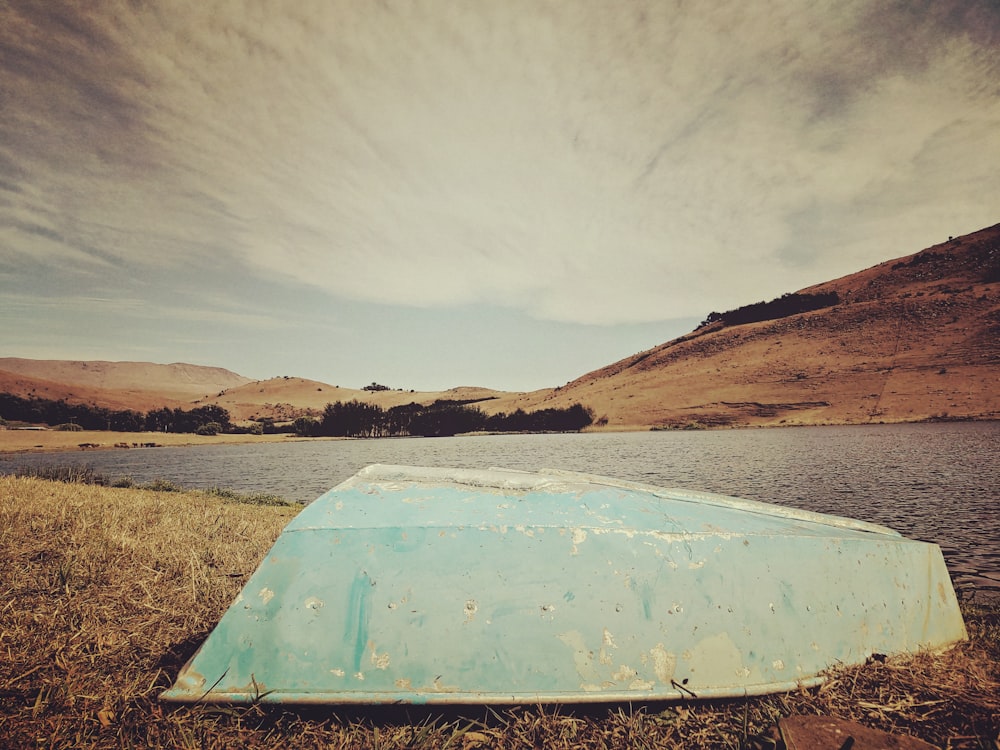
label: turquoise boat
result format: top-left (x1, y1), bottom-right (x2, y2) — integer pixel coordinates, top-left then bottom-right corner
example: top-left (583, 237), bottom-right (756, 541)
top-left (160, 464), bottom-right (966, 704)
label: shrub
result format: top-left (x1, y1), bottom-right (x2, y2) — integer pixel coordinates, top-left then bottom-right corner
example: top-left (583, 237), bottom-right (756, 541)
top-left (700, 291), bottom-right (840, 329)
top-left (203, 487), bottom-right (294, 506)
top-left (10, 464), bottom-right (110, 484)
top-left (293, 416), bottom-right (322, 437)
top-left (141, 478), bottom-right (184, 493)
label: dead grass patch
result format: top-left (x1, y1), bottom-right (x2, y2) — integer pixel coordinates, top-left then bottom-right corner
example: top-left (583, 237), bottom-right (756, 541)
top-left (1, 476), bottom-right (997, 749)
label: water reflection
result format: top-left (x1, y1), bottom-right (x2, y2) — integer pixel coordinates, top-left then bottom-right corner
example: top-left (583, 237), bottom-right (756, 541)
top-left (3, 422), bottom-right (998, 599)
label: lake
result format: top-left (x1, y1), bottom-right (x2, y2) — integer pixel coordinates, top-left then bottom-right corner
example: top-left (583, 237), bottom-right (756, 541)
top-left (4, 422), bottom-right (998, 600)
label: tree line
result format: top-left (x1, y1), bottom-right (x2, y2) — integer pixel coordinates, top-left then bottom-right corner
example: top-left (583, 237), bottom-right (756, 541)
top-left (699, 291), bottom-right (840, 329)
top-left (1, 391), bottom-right (595, 438)
top-left (294, 400), bottom-right (594, 438)
top-left (0, 393), bottom-right (232, 433)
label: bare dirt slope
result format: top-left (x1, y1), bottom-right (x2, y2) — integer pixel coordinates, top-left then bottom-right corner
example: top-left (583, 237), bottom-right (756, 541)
top-left (492, 223), bottom-right (1000, 428)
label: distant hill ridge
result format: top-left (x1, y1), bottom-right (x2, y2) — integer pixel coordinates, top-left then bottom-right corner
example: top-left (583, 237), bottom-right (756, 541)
top-left (0, 359), bottom-right (251, 405)
top-left (2, 223), bottom-right (998, 428)
top-left (520, 222), bottom-right (999, 427)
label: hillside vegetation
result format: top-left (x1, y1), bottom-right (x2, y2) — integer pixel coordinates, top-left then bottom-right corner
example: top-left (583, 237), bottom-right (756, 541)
top-left (491, 223), bottom-right (1000, 429)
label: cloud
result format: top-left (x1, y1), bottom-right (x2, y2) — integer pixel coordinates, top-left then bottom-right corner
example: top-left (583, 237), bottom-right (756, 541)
top-left (0, 291), bottom-right (281, 332)
top-left (2, 0), bottom-right (998, 331)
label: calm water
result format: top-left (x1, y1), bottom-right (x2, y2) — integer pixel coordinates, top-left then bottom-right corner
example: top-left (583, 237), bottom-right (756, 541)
top-left (4, 422), bottom-right (998, 599)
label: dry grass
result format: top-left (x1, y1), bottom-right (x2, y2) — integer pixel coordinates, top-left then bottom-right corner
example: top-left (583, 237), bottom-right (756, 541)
top-left (1, 476), bottom-right (997, 749)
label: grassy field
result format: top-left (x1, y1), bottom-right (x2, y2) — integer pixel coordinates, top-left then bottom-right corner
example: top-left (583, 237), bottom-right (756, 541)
top-left (1, 476), bottom-right (997, 749)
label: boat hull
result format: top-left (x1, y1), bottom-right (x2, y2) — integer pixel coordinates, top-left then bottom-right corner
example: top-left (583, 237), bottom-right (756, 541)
top-left (161, 465), bottom-right (966, 704)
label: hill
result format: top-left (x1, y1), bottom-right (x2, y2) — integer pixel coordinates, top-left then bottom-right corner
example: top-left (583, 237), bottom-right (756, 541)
top-left (207, 378), bottom-right (507, 422)
top-left (2, 223), bottom-right (998, 430)
top-left (0, 368), bottom-right (190, 413)
top-left (489, 223), bottom-right (1000, 428)
top-left (0, 359), bottom-right (251, 407)
top-left (0, 360), bottom-right (511, 424)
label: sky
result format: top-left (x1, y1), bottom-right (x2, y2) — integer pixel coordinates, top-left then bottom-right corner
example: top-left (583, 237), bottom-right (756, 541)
top-left (2, 1), bottom-right (999, 392)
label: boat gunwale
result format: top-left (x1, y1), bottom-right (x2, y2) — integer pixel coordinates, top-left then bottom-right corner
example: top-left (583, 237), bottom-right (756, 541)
top-left (160, 676), bottom-right (831, 705)
top-left (319, 464), bottom-right (901, 538)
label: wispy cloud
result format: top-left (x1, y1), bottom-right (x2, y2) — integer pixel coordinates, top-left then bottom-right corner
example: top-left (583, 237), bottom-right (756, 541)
top-left (1, 1), bottom-right (998, 385)
top-left (0, 292), bottom-right (284, 332)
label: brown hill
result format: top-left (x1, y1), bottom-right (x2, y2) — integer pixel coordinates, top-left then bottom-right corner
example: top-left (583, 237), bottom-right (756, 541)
top-left (0, 360), bottom-right (511, 424)
top-left (0, 368), bottom-right (192, 413)
top-left (3, 224), bottom-right (997, 430)
top-left (488, 223), bottom-right (1000, 428)
top-left (0, 357), bottom-right (250, 400)
top-left (209, 378), bottom-right (509, 422)
top-left (0, 359), bottom-right (257, 417)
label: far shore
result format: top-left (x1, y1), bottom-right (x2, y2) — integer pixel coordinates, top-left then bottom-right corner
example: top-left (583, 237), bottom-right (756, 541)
top-left (0, 428), bottom-right (335, 455)
top-left (2, 417), bottom-right (995, 455)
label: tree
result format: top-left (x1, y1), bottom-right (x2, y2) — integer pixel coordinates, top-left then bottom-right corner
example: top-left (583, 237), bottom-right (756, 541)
top-left (409, 404), bottom-right (485, 437)
top-left (293, 416), bottom-right (322, 437)
top-left (321, 400), bottom-right (385, 437)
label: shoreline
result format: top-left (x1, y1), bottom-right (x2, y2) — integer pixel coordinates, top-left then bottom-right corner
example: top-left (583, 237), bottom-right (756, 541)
top-left (2, 416), bottom-right (996, 455)
top-left (0, 429), bottom-right (334, 455)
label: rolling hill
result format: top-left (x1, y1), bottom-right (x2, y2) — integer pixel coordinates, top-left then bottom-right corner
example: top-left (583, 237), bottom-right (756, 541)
top-left (490, 223), bottom-right (1000, 428)
top-left (206, 378), bottom-right (508, 422)
top-left (0, 359), bottom-right (251, 404)
top-left (0, 360), bottom-right (511, 424)
top-left (2, 223), bottom-right (998, 429)
top-left (0, 359), bottom-right (256, 415)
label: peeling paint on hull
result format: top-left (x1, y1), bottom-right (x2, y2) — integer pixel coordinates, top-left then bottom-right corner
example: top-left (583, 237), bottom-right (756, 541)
top-left (160, 465), bottom-right (967, 705)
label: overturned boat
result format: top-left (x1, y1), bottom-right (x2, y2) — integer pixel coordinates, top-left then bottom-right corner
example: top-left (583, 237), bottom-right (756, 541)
top-left (161, 464), bottom-right (966, 704)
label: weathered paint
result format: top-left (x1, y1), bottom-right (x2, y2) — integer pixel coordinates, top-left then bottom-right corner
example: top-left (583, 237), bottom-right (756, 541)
top-left (160, 464), bottom-right (967, 705)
